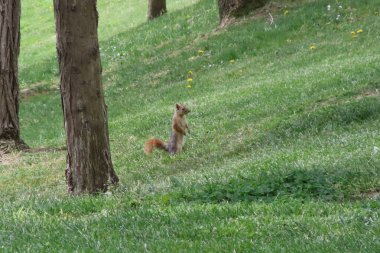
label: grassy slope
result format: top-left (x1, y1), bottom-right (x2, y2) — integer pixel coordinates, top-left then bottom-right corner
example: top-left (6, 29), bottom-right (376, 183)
top-left (1, 0), bottom-right (379, 252)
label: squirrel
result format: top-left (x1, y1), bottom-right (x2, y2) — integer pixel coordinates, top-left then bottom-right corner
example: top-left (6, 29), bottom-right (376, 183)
top-left (144, 104), bottom-right (191, 155)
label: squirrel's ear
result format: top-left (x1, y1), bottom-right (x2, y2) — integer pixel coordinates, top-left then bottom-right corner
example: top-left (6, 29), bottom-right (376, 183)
top-left (176, 104), bottom-right (181, 110)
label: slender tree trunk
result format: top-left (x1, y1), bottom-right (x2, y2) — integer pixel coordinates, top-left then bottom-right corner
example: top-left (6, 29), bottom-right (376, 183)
top-left (54, 0), bottom-right (119, 194)
top-left (0, 0), bottom-right (26, 152)
top-left (147, 0), bottom-right (167, 20)
top-left (217, 0), bottom-right (268, 26)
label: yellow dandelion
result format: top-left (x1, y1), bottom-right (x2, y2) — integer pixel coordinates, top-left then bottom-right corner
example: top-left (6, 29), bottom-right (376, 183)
top-left (187, 78), bottom-right (193, 82)
top-left (188, 70), bottom-right (193, 75)
top-left (284, 10), bottom-right (289, 15)
top-left (198, 49), bottom-right (205, 56)
top-left (186, 85), bottom-right (192, 88)
top-left (356, 28), bottom-right (363, 33)
top-left (229, 59), bottom-right (236, 64)
top-left (309, 44), bottom-right (316, 50)
top-left (351, 31), bottom-right (356, 36)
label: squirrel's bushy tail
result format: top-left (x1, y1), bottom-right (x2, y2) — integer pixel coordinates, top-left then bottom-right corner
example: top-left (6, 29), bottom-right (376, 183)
top-left (144, 138), bottom-right (167, 154)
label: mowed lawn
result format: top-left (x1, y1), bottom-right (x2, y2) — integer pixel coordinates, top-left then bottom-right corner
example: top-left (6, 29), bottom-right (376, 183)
top-left (0, 0), bottom-right (379, 252)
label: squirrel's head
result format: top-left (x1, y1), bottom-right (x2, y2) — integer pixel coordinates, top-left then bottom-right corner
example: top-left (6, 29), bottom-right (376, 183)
top-left (175, 103), bottom-right (191, 116)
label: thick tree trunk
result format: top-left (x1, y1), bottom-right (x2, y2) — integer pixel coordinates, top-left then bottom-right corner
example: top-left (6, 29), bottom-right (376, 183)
top-left (54, 0), bottom-right (119, 194)
top-left (218, 0), bottom-right (268, 26)
top-left (0, 0), bottom-right (25, 151)
top-left (147, 0), bottom-right (167, 20)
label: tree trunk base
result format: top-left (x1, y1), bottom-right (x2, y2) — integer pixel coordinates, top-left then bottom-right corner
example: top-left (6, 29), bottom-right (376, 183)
top-left (218, 0), bottom-right (269, 26)
top-left (147, 0), bottom-right (167, 20)
top-left (0, 138), bottom-right (29, 154)
top-left (219, 16), bottom-right (236, 28)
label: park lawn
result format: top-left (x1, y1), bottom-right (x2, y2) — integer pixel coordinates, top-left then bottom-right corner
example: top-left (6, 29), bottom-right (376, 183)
top-left (0, 0), bottom-right (379, 252)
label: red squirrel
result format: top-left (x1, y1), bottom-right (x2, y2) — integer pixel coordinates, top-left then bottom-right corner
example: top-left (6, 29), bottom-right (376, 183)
top-left (144, 104), bottom-right (190, 155)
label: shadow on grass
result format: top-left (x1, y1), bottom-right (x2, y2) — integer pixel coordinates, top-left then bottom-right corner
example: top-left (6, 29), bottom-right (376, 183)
top-left (215, 95), bottom-right (380, 159)
top-left (273, 96), bottom-right (380, 139)
top-left (24, 146), bottom-right (66, 153)
top-left (170, 152), bottom-right (379, 203)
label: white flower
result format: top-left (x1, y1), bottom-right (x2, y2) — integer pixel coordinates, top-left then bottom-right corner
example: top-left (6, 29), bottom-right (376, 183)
top-left (373, 146), bottom-right (379, 155)
top-left (339, 5), bottom-right (343, 9)
top-left (327, 5), bottom-right (331, 11)
top-left (336, 14), bottom-right (341, 20)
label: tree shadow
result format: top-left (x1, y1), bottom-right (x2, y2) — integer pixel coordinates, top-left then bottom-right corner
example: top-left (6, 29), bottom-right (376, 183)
top-left (172, 158), bottom-right (379, 203)
top-left (24, 146), bottom-right (66, 153)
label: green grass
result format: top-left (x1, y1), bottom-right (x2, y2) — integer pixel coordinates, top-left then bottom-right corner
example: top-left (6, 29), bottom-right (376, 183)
top-left (1, 0), bottom-right (379, 252)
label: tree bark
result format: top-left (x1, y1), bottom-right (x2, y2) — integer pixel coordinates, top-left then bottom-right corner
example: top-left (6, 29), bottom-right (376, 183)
top-left (0, 0), bottom-right (25, 151)
top-left (218, 0), bottom-right (268, 26)
top-left (54, 0), bottom-right (119, 194)
top-left (147, 0), bottom-right (167, 20)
